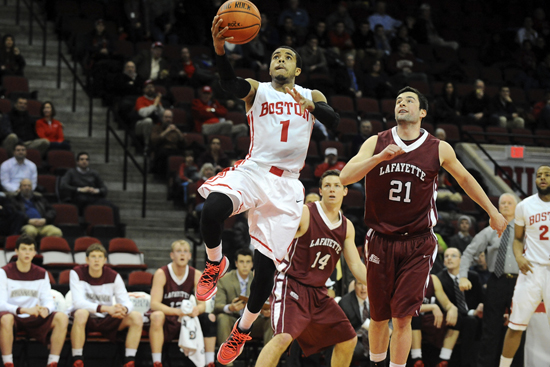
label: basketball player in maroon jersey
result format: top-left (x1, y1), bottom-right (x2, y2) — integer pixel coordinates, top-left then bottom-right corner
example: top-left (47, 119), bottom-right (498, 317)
top-left (341, 86), bottom-right (507, 367)
top-left (254, 170), bottom-right (367, 367)
top-left (146, 240), bottom-right (216, 367)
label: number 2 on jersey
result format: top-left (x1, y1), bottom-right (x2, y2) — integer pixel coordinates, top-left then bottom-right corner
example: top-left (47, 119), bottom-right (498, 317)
top-left (541, 225), bottom-right (549, 240)
top-left (280, 120), bottom-right (290, 142)
top-left (389, 180), bottom-right (412, 203)
top-left (311, 251), bottom-right (331, 270)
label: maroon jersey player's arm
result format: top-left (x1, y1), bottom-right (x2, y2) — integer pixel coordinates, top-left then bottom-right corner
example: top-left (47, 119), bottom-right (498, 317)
top-left (294, 205), bottom-right (311, 238)
top-left (420, 275), bottom-right (458, 328)
top-left (342, 218), bottom-right (367, 284)
top-left (340, 135), bottom-right (405, 186)
top-left (439, 141), bottom-right (507, 236)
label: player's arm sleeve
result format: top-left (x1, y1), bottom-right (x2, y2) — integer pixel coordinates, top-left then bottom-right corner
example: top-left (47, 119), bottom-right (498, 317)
top-left (114, 274), bottom-right (134, 313)
top-left (0, 270), bottom-right (18, 314)
top-left (311, 101), bottom-right (340, 130)
top-left (459, 227), bottom-right (492, 278)
top-left (69, 270), bottom-right (100, 313)
top-left (216, 53), bottom-right (251, 99)
top-left (40, 272), bottom-right (55, 314)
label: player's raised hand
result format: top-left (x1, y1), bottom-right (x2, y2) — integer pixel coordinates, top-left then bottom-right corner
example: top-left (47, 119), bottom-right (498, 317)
top-left (489, 212), bottom-right (507, 237)
top-left (377, 144), bottom-right (405, 162)
top-left (285, 87), bottom-right (314, 116)
top-left (212, 16), bottom-right (234, 53)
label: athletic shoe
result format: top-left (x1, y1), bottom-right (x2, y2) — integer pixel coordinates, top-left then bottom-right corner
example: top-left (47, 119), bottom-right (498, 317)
top-left (47, 363), bottom-right (58, 367)
top-left (73, 360), bottom-right (84, 367)
top-left (217, 319), bottom-right (252, 365)
top-left (196, 256), bottom-right (229, 301)
top-left (153, 363), bottom-right (163, 367)
top-left (3, 363), bottom-right (13, 367)
top-left (413, 359), bottom-right (425, 367)
top-left (436, 361), bottom-right (449, 367)
top-left (122, 362), bottom-right (135, 367)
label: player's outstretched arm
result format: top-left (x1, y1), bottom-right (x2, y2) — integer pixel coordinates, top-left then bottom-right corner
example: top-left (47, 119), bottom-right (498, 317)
top-left (342, 219), bottom-right (367, 284)
top-left (212, 16), bottom-right (258, 104)
top-left (439, 141), bottom-right (507, 236)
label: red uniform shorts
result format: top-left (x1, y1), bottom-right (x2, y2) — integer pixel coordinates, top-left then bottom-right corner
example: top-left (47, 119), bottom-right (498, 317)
top-left (366, 229), bottom-right (437, 321)
top-left (271, 273), bottom-right (356, 356)
top-left (0, 311), bottom-right (57, 345)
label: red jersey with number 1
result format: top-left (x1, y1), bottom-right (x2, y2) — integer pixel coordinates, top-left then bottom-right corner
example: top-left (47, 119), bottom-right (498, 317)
top-left (280, 201), bottom-right (347, 287)
top-left (364, 127), bottom-right (440, 235)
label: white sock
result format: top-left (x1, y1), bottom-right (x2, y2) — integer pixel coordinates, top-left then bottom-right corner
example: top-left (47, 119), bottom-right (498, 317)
top-left (125, 348), bottom-right (137, 357)
top-left (238, 307), bottom-right (260, 331)
top-left (2, 355), bottom-right (13, 364)
top-left (500, 356), bottom-right (513, 367)
top-left (439, 347), bottom-right (453, 360)
top-left (72, 349), bottom-right (83, 357)
top-left (205, 351), bottom-right (215, 364)
top-left (152, 353), bottom-right (162, 363)
top-left (389, 363), bottom-right (406, 367)
top-left (411, 348), bottom-right (422, 359)
top-left (47, 355), bottom-right (60, 364)
top-left (370, 351), bottom-right (387, 362)
top-left (206, 244), bottom-right (223, 262)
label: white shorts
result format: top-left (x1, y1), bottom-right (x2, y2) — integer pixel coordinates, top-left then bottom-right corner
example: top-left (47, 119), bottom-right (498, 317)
top-left (198, 159), bottom-right (305, 267)
top-left (509, 263), bottom-right (550, 331)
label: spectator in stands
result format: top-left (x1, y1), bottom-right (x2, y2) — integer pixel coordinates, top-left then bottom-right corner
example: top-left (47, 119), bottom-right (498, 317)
top-left (12, 178), bottom-right (62, 240)
top-left (170, 46), bottom-right (215, 87)
top-left (489, 85), bottom-right (525, 128)
top-left (413, 3), bottom-right (459, 50)
top-left (84, 19), bottom-right (114, 67)
top-left (436, 248), bottom-right (484, 367)
top-left (194, 163), bottom-right (216, 213)
top-left (339, 278), bottom-right (371, 364)
top-left (390, 24), bottom-right (417, 53)
top-left (334, 53), bottom-right (363, 98)
top-left (298, 35), bottom-right (328, 76)
top-left (150, 110), bottom-right (185, 176)
top-left (198, 137), bottom-right (229, 171)
top-left (0, 234), bottom-right (69, 367)
top-left (149, 0), bottom-right (177, 45)
top-left (433, 82), bottom-right (463, 124)
top-left (304, 192), bottom-right (320, 203)
top-left (533, 7), bottom-right (550, 38)
top-left (278, 0), bottom-right (309, 35)
top-left (214, 248), bottom-right (273, 349)
top-left (0, 195), bottom-right (25, 235)
top-left (516, 40), bottom-right (539, 90)
top-left (259, 13), bottom-right (280, 53)
top-left (363, 59), bottom-right (395, 99)
top-left (121, 0), bottom-right (150, 42)
top-left (462, 79), bottom-right (492, 126)
top-left (314, 147), bottom-right (345, 178)
top-left (435, 128), bottom-right (447, 141)
top-left (67, 243), bottom-right (142, 367)
top-left (436, 169), bottom-right (462, 221)
top-left (351, 120), bottom-right (373, 156)
top-left (112, 61), bottom-right (145, 100)
top-left (310, 20), bottom-right (331, 49)
top-left (328, 21), bottom-right (354, 54)
top-left (35, 101), bottom-right (71, 151)
top-left (244, 35), bottom-right (268, 72)
top-left (59, 152), bottom-right (121, 227)
top-left (368, 0), bottom-right (401, 36)
top-left (326, 1), bottom-right (355, 34)
top-left (352, 21), bottom-right (378, 61)
top-left (0, 34), bottom-right (26, 77)
top-left (133, 42), bottom-right (170, 81)
top-left (532, 89), bottom-right (550, 128)
top-left (135, 80), bottom-right (165, 146)
top-left (146, 240), bottom-right (217, 367)
top-left (516, 16), bottom-right (538, 45)
top-left (471, 251), bottom-right (490, 289)
top-left (1, 97), bottom-right (50, 155)
top-left (448, 216), bottom-right (473, 253)
top-left (224, 42), bottom-right (245, 68)
top-left (191, 85), bottom-right (247, 138)
top-left (372, 24), bottom-right (392, 57)
top-left (173, 152), bottom-right (199, 205)
top-left (0, 143), bottom-right (36, 194)
top-left (386, 42), bottom-right (428, 89)
top-left (458, 193), bottom-right (518, 367)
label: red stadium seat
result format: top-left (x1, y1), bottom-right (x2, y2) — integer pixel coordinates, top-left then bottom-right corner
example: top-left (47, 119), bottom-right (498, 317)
top-left (2, 76), bottom-right (29, 98)
top-left (108, 238), bottom-right (147, 272)
top-left (511, 128), bottom-right (535, 146)
top-left (461, 125), bottom-right (486, 143)
top-left (0, 147), bottom-right (9, 165)
top-left (38, 175), bottom-right (58, 202)
top-left (40, 237), bottom-right (76, 270)
top-left (171, 86), bottom-right (195, 104)
top-left (226, 111), bottom-right (248, 126)
top-left (83, 205), bottom-right (118, 239)
top-left (47, 150), bottom-right (75, 175)
top-left (436, 123), bottom-right (460, 144)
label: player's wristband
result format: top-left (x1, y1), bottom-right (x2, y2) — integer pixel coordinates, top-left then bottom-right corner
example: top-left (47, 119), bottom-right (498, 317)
top-left (215, 53), bottom-right (251, 98)
top-left (312, 101), bottom-right (340, 130)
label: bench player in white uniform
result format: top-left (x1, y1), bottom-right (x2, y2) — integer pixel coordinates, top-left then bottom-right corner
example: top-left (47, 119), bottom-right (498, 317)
top-left (499, 165), bottom-right (550, 367)
top-left (195, 16), bottom-right (340, 366)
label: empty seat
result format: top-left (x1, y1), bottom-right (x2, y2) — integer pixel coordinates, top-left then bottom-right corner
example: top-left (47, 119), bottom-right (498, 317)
top-left (511, 128), bottom-right (535, 146)
top-left (4, 235), bottom-right (19, 263)
top-left (58, 269), bottom-right (71, 284)
top-left (74, 236), bottom-right (101, 264)
top-left (47, 150), bottom-right (75, 175)
top-left (128, 271), bottom-right (153, 292)
top-left (26, 149), bottom-right (43, 169)
top-left (112, 40), bottom-right (134, 58)
top-left (337, 118), bottom-right (358, 142)
top-left (108, 238), bottom-right (147, 272)
top-left (183, 133), bottom-right (205, 149)
top-left (0, 147), bottom-right (8, 165)
top-left (535, 129), bottom-right (550, 147)
top-left (52, 203), bottom-right (85, 241)
top-left (356, 97), bottom-right (380, 117)
top-left (0, 98), bottom-right (12, 114)
top-left (380, 99), bottom-right (395, 118)
top-left (436, 124), bottom-right (460, 144)
top-left (226, 111), bottom-right (248, 126)
top-left (2, 76), bottom-right (29, 98)
top-left (486, 126), bottom-right (510, 144)
top-left (83, 205), bottom-right (118, 240)
top-left (40, 237), bottom-right (76, 270)
top-left (329, 95), bottom-right (355, 114)
top-left (37, 175), bottom-right (58, 203)
top-left (171, 86), bottom-right (195, 104)
top-left (461, 125), bottom-right (486, 143)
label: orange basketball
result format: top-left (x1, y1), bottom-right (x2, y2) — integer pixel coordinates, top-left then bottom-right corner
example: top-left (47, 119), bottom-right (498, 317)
top-left (217, 0), bottom-right (261, 45)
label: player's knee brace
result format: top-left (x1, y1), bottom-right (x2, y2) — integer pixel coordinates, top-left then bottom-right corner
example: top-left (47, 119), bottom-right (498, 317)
top-left (200, 193), bottom-right (234, 248)
top-left (247, 252), bottom-right (277, 313)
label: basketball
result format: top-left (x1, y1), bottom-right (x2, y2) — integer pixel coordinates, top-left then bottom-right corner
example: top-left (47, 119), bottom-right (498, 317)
top-left (216, 0), bottom-right (261, 45)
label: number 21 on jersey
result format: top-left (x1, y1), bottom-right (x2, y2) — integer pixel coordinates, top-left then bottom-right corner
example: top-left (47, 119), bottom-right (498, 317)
top-left (389, 180), bottom-right (412, 203)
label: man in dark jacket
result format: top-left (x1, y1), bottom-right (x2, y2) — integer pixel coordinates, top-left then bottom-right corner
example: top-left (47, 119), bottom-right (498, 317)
top-left (489, 85), bottom-right (525, 128)
top-left (0, 194), bottom-right (26, 236)
top-left (1, 97), bottom-right (49, 155)
top-left (11, 178), bottom-right (62, 239)
top-left (339, 279), bottom-right (371, 364)
top-left (462, 79), bottom-right (492, 126)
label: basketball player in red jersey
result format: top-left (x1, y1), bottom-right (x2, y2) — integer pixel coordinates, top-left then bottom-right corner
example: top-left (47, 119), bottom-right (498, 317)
top-left (254, 170), bottom-right (367, 367)
top-left (340, 86), bottom-right (507, 367)
top-left (196, 16), bottom-right (340, 365)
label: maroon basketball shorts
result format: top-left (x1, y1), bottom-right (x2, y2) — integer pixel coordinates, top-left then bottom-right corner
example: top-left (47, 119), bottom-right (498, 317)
top-left (69, 311), bottom-right (123, 342)
top-left (366, 229), bottom-right (438, 321)
top-left (0, 311), bottom-right (57, 345)
top-left (271, 273), bottom-right (356, 356)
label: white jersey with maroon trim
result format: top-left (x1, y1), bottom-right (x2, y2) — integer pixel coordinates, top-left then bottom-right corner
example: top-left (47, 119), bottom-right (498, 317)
top-left (246, 82), bottom-right (314, 173)
top-left (515, 194), bottom-right (550, 265)
top-left (0, 263), bottom-right (55, 317)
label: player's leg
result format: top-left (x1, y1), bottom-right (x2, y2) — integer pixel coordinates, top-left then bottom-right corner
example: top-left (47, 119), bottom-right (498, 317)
top-left (199, 313), bottom-right (218, 367)
top-left (196, 192), bottom-right (233, 300)
top-left (0, 313), bottom-right (15, 366)
top-left (369, 319), bottom-right (390, 365)
top-left (389, 315), bottom-right (413, 364)
top-left (48, 312), bottom-right (69, 366)
top-left (148, 311), bottom-right (165, 365)
top-left (254, 333), bottom-right (293, 367)
top-left (118, 311), bottom-right (143, 366)
top-left (438, 329), bottom-right (459, 365)
top-left (331, 335), bottom-right (357, 367)
top-left (70, 309), bottom-right (89, 364)
top-left (410, 316), bottom-right (424, 366)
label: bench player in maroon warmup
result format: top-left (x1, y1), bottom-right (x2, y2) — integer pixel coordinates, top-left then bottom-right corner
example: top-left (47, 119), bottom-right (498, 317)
top-left (254, 170), bottom-right (367, 367)
top-left (341, 86), bottom-right (507, 367)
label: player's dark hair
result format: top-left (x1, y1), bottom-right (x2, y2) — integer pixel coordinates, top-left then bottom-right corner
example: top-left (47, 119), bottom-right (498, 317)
top-left (273, 46), bottom-right (302, 69)
top-left (319, 169), bottom-right (342, 188)
top-left (235, 248), bottom-right (254, 262)
top-left (86, 243), bottom-right (108, 257)
top-left (15, 234), bottom-right (36, 250)
top-left (76, 152), bottom-right (89, 161)
top-left (397, 86), bottom-right (429, 112)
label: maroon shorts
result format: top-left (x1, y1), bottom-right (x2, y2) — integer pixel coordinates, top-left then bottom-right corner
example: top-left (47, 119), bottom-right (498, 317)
top-left (144, 310), bottom-right (181, 341)
top-left (0, 311), bottom-right (57, 345)
top-left (69, 311), bottom-right (123, 342)
top-left (271, 273), bottom-right (356, 356)
top-left (366, 229), bottom-right (437, 321)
